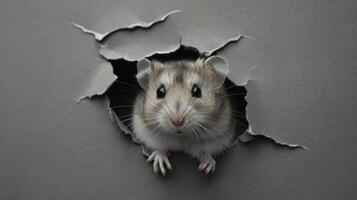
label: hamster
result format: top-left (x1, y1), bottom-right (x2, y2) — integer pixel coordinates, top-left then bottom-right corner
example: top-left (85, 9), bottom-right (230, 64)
top-left (132, 56), bottom-right (235, 175)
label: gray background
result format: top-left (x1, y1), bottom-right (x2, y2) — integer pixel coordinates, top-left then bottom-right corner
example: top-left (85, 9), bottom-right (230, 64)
top-left (1, 0), bottom-right (356, 199)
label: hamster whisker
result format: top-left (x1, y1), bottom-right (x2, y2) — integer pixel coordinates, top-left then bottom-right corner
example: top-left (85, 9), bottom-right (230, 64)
top-left (230, 118), bottom-right (249, 128)
top-left (191, 129), bottom-right (199, 140)
top-left (142, 117), bottom-right (158, 123)
top-left (196, 121), bottom-right (219, 142)
top-left (194, 121), bottom-right (214, 142)
top-left (181, 98), bottom-right (194, 116)
top-left (142, 120), bottom-right (159, 128)
top-left (144, 96), bottom-right (174, 118)
top-left (116, 113), bottom-right (133, 118)
top-left (223, 84), bottom-right (240, 91)
top-left (198, 92), bottom-right (218, 104)
top-left (198, 120), bottom-right (221, 142)
top-left (162, 98), bottom-right (175, 117)
top-left (230, 110), bottom-right (246, 115)
top-left (189, 125), bottom-right (199, 140)
top-left (182, 104), bottom-right (195, 119)
top-left (120, 117), bottom-right (134, 124)
top-left (110, 105), bottom-right (134, 109)
top-left (110, 112), bottom-right (134, 121)
top-left (192, 126), bottom-right (206, 142)
top-left (142, 115), bottom-right (159, 121)
top-left (124, 118), bottom-right (152, 126)
top-left (115, 80), bottom-right (142, 90)
top-left (151, 124), bottom-right (164, 135)
top-left (216, 92), bottom-right (247, 98)
top-left (203, 117), bottom-right (231, 136)
top-left (230, 113), bottom-right (247, 118)
top-left (123, 116), bottom-right (157, 126)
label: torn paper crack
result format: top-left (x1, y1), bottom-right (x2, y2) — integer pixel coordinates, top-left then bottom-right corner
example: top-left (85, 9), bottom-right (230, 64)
top-left (97, 17), bottom-right (181, 61)
top-left (99, 10), bottom-right (181, 42)
top-left (208, 35), bottom-right (244, 56)
top-left (243, 127), bottom-right (307, 149)
top-left (72, 10), bottom-right (181, 42)
top-left (71, 23), bottom-right (108, 41)
top-left (77, 61), bottom-right (117, 102)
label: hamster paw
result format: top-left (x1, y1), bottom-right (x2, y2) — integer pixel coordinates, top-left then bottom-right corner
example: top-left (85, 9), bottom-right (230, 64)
top-left (147, 150), bottom-right (172, 175)
top-left (198, 153), bottom-right (216, 174)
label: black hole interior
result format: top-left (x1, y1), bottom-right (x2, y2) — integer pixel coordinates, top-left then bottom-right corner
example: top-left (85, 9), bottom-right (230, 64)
top-left (106, 45), bottom-right (248, 139)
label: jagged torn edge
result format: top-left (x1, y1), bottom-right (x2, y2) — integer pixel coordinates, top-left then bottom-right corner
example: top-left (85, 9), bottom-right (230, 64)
top-left (240, 127), bottom-right (307, 150)
top-left (76, 60), bottom-right (117, 102)
top-left (71, 10), bottom-right (181, 42)
top-left (210, 36), bottom-right (305, 149)
top-left (72, 10), bottom-right (304, 149)
top-left (73, 10), bottom-right (182, 102)
top-left (236, 75), bottom-right (306, 149)
top-left (98, 32), bottom-right (182, 61)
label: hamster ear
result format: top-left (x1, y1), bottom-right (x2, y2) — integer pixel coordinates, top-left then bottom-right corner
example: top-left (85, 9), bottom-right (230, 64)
top-left (204, 56), bottom-right (228, 86)
top-left (136, 58), bottom-right (152, 90)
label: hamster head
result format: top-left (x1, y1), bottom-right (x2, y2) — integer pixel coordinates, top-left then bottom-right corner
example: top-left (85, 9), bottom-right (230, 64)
top-left (136, 56), bottom-right (229, 136)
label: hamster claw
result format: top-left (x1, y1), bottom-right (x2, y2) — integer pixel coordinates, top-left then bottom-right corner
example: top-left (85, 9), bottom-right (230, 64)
top-left (147, 150), bottom-right (172, 175)
top-left (198, 153), bottom-right (216, 174)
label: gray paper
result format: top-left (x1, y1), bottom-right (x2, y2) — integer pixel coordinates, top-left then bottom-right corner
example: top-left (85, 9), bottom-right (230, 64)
top-left (1, 0), bottom-right (357, 199)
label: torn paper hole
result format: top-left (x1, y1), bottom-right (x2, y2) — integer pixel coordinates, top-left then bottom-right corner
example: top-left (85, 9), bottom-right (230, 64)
top-left (106, 46), bottom-right (249, 154)
top-left (73, 9), bottom-right (304, 151)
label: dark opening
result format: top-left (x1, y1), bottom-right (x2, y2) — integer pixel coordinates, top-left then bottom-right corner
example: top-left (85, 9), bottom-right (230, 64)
top-left (106, 45), bottom-right (248, 140)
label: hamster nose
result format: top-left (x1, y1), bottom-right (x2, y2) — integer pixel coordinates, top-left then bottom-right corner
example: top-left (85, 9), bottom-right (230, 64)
top-left (170, 116), bottom-right (185, 127)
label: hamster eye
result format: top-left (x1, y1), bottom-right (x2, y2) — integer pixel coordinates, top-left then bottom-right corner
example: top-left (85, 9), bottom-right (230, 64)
top-left (191, 84), bottom-right (201, 98)
top-left (156, 84), bottom-right (166, 99)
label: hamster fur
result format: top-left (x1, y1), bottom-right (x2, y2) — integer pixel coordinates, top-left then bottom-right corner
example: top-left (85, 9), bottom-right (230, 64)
top-left (133, 56), bottom-right (235, 174)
